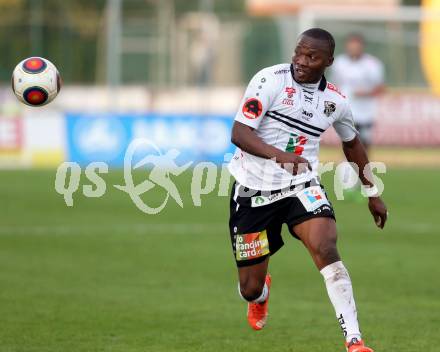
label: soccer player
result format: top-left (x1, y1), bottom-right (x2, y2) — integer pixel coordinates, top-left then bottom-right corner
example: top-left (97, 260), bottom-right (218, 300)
top-left (228, 28), bottom-right (387, 352)
top-left (331, 33), bottom-right (385, 152)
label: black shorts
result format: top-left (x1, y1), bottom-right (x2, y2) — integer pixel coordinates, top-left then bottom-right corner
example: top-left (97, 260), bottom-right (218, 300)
top-left (229, 178), bottom-right (335, 267)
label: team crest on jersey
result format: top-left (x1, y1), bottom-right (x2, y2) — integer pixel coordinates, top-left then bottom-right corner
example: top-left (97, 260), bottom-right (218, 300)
top-left (324, 101), bottom-right (336, 117)
top-left (242, 98), bottom-right (263, 119)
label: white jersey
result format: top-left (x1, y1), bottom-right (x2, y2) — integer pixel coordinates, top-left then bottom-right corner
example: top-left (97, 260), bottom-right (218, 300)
top-left (331, 54), bottom-right (384, 124)
top-left (228, 63), bottom-right (357, 191)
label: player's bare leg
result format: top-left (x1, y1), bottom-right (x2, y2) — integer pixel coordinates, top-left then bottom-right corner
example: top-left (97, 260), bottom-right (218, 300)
top-left (238, 257), bottom-right (272, 330)
top-left (293, 217), bottom-right (374, 352)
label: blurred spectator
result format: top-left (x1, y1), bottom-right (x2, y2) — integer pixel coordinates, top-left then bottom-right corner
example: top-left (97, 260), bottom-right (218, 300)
top-left (189, 31), bottom-right (214, 86)
top-left (331, 33), bottom-right (385, 151)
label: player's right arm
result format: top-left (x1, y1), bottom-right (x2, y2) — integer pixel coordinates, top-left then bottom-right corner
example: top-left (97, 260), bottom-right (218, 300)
top-left (231, 68), bottom-right (310, 175)
top-left (231, 122), bottom-right (310, 175)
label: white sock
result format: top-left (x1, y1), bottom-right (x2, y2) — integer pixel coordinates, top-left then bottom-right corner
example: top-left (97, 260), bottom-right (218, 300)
top-left (320, 261), bottom-right (362, 342)
top-left (237, 282), bottom-right (269, 303)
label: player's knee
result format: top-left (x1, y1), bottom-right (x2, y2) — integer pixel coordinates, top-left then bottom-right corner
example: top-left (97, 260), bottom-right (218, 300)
top-left (315, 240), bottom-right (339, 264)
top-left (239, 281), bottom-right (265, 302)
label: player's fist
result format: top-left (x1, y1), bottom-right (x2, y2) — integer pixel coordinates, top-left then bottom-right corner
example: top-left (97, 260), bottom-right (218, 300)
top-left (277, 152), bottom-right (312, 175)
top-left (368, 197), bottom-right (388, 229)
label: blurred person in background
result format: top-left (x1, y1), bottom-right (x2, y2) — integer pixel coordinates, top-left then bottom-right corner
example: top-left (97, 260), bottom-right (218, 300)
top-left (190, 31), bottom-right (214, 86)
top-left (331, 33), bottom-right (385, 200)
top-left (331, 33), bottom-right (385, 152)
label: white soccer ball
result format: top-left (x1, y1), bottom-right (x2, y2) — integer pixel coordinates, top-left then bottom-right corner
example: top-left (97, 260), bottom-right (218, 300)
top-left (12, 57), bottom-right (61, 107)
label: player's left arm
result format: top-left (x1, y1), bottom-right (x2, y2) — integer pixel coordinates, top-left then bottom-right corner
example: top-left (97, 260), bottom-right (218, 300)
top-left (342, 136), bottom-right (388, 229)
top-left (333, 100), bottom-right (388, 229)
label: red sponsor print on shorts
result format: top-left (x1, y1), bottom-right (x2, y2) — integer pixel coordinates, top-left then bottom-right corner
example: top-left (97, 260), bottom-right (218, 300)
top-left (327, 82), bottom-right (346, 98)
top-left (235, 230), bottom-right (270, 261)
top-left (242, 98), bottom-right (263, 119)
top-left (303, 188), bottom-right (324, 205)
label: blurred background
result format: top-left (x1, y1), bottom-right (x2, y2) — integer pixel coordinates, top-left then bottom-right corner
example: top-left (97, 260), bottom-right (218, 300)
top-left (1, 1), bottom-right (440, 352)
top-left (0, 0), bottom-right (439, 167)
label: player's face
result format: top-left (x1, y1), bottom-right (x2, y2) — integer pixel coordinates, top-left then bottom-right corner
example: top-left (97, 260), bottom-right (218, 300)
top-left (346, 38), bottom-right (364, 59)
top-left (292, 35), bottom-right (333, 83)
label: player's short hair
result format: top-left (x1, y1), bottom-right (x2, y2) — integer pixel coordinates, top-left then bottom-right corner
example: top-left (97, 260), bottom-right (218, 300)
top-left (300, 28), bottom-right (335, 56)
top-left (346, 32), bottom-right (365, 43)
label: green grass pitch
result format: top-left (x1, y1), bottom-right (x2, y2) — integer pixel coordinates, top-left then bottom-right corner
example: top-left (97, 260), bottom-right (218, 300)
top-left (0, 168), bottom-right (439, 351)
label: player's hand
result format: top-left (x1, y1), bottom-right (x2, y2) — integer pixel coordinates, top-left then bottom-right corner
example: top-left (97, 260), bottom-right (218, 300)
top-left (277, 152), bottom-right (312, 175)
top-left (368, 197), bottom-right (388, 229)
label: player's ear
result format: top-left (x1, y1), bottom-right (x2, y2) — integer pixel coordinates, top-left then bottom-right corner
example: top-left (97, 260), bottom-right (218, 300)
top-left (326, 55), bottom-right (334, 67)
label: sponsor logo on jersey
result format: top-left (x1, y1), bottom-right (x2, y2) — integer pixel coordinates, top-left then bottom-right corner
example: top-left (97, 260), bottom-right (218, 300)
top-left (324, 101), bottom-right (336, 117)
top-left (301, 88), bottom-right (315, 105)
top-left (274, 68), bottom-right (290, 75)
top-left (235, 230), bottom-right (270, 261)
top-left (327, 82), bottom-right (346, 98)
top-left (282, 98), bottom-right (294, 106)
top-left (302, 110), bottom-right (313, 120)
top-left (242, 98), bottom-right (263, 119)
top-left (286, 133), bottom-right (307, 155)
top-left (285, 87), bottom-right (296, 98)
